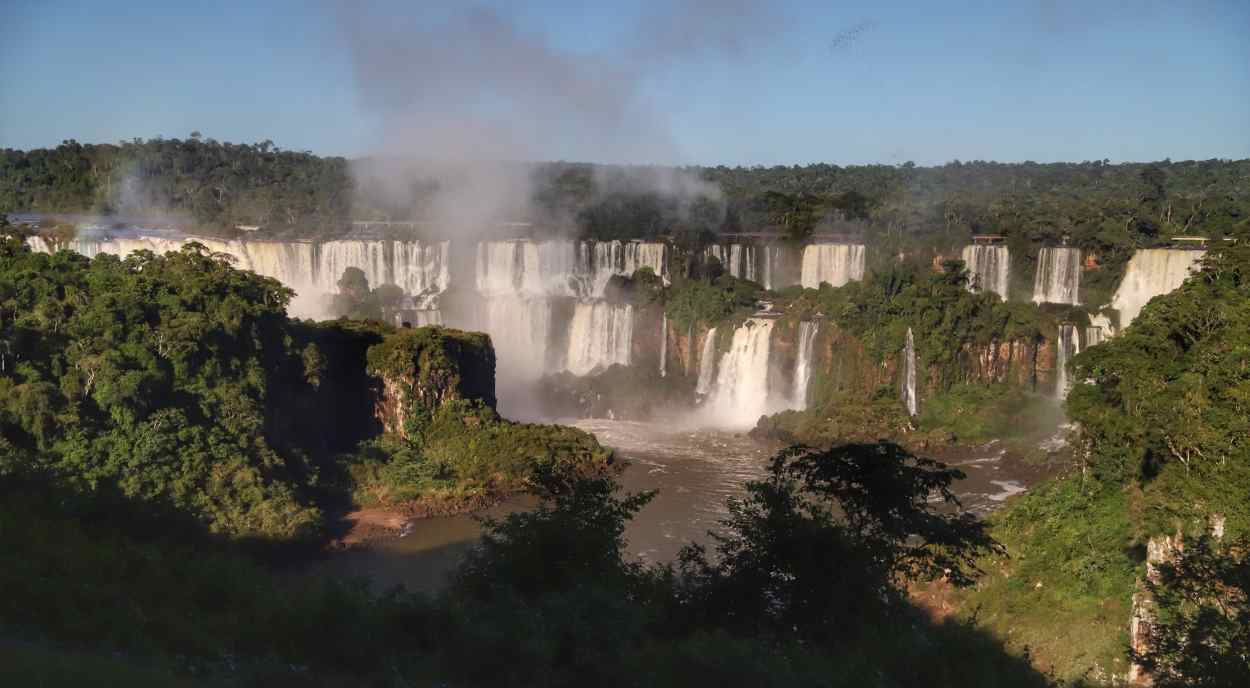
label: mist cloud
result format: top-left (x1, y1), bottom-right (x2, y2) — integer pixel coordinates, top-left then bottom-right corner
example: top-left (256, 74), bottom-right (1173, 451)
top-left (338, 1), bottom-right (780, 232)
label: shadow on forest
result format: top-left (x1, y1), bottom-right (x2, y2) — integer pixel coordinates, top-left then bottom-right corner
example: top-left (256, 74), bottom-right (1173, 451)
top-left (0, 468), bottom-right (1081, 687)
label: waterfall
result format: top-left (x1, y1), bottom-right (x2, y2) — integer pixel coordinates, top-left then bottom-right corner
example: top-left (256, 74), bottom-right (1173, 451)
top-left (792, 321), bottom-right (819, 409)
top-left (476, 240), bottom-right (580, 297)
top-left (659, 315), bottom-right (668, 378)
top-left (1085, 326), bottom-right (1104, 348)
top-left (28, 233), bottom-right (451, 319)
top-left (585, 240), bottom-right (669, 295)
top-left (477, 296), bottom-right (552, 380)
top-left (960, 245), bottom-right (1010, 299)
top-left (704, 319), bottom-right (776, 427)
top-left (1055, 323), bottom-right (1081, 399)
top-left (763, 246), bottom-right (775, 290)
top-left (800, 243), bottom-right (866, 289)
top-left (695, 327), bottom-right (719, 396)
top-left (902, 327), bottom-right (919, 417)
top-left (1032, 247), bottom-right (1082, 305)
top-left (705, 244), bottom-right (757, 281)
top-left (564, 302), bottom-right (634, 376)
top-left (1111, 249), bottom-right (1206, 326)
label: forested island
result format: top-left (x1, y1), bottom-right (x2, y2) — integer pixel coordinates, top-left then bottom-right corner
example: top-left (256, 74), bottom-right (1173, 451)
top-left (2, 138), bottom-right (1248, 687)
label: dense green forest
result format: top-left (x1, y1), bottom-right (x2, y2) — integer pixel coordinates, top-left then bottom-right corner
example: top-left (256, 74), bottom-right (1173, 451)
top-left (4, 138), bottom-right (1247, 259)
top-left (0, 226), bottom-right (608, 540)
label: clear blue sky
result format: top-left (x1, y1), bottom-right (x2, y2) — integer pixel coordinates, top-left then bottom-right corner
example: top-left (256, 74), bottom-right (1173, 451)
top-left (2, 0), bottom-right (1247, 166)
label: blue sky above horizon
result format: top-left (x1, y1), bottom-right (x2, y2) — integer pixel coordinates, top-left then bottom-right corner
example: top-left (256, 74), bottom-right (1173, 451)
top-left (2, 0), bottom-right (1247, 166)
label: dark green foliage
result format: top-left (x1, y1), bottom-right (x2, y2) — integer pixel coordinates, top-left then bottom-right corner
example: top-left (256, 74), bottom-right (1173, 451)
top-left (1067, 245), bottom-right (1250, 532)
top-left (664, 272), bottom-right (761, 331)
top-left (355, 327), bottom-right (609, 504)
top-left (2, 443), bottom-right (1052, 687)
top-left (0, 237), bottom-right (322, 538)
top-left (327, 267), bottom-right (410, 322)
top-left (365, 325), bottom-right (496, 417)
top-left (676, 443), bottom-right (999, 644)
top-left (454, 466), bottom-right (654, 601)
top-left (1135, 534), bottom-right (1250, 687)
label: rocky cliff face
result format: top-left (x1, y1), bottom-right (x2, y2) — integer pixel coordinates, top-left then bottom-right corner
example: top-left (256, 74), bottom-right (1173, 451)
top-left (366, 326), bottom-right (496, 438)
top-left (957, 339), bottom-right (1042, 389)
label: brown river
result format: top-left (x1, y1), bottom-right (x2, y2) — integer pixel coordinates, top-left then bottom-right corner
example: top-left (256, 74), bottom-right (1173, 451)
top-left (316, 419), bottom-right (1068, 593)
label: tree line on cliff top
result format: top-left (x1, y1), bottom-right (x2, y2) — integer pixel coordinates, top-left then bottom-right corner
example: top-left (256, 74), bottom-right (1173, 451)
top-left (3, 137), bottom-right (1247, 252)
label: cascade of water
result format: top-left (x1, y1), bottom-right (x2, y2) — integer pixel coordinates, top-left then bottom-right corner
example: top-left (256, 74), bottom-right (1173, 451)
top-left (564, 302), bottom-right (634, 376)
top-left (704, 244), bottom-right (756, 281)
top-left (586, 240), bottom-right (669, 294)
top-left (659, 315), bottom-right (668, 378)
top-left (960, 245), bottom-right (1011, 299)
top-left (476, 240), bottom-right (581, 297)
top-left (902, 327), bottom-right (919, 417)
top-left (29, 234), bottom-right (452, 319)
top-left (695, 327), bottom-right (719, 396)
top-left (477, 296), bottom-right (552, 379)
top-left (792, 321), bottom-right (819, 409)
top-left (705, 319), bottom-right (776, 426)
top-left (762, 245), bottom-right (779, 290)
top-left (1084, 326), bottom-right (1104, 348)
top-left (1032, 247), bottom-right (1082, 305)
top-left (800, 243), bottom-right (866, 289)
top-left (1111, 249), bottom-right (1206, 326)
top-left (1055, 323), bottom-right (1081, 399)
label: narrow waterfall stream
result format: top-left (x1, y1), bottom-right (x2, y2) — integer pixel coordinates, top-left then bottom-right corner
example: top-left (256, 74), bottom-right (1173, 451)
top-left (1055, 323), bottom-right (1081, 399)
top-left (694, 327), bottom-right (719, 396)
top-left (792, 321), bottom-right (819, 409)
top-left (902, 327), bottom-right (919, 417)
top-left (659, 315), bottom-right (668, 377)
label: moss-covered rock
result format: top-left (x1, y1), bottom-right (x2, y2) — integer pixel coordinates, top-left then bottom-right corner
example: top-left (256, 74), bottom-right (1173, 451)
top-left (366, 326), bottom-right (496, 439)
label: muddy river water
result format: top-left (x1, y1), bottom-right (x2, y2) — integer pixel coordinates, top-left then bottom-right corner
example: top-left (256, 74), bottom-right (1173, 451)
top-left (317, 419), bottom-right (1066, 593)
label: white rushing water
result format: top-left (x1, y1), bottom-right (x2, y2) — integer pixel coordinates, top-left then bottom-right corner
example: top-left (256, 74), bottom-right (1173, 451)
top-left (564, 302), bottom-right (634, 376)
top-left (475, 296), bottom-right (553, 382)
top-left (703, 319), bottom-right (776, 427)
top-left (1111, 249), bottom-right (1206, 326)
top-left (1032, 247), bottom-right (1082, 305)
top-left (28, 234), bottom-right (450, 319)
top-left (799, 243), bottom-right (866, 289)
top-left (791, 321), bottom-right (819, 409)
top-left (961, 245), bottom-right (1010, 299)
top-left (902, 327), bottom-right (919, 417)
top-left (584, 240), bottom-right (669, 294)
top-left (1085, 326), bottom-right (1105, 348)
top-left (762, 245), bottom-right (778, 290)
top-left (694, 327), bottom-right (719, 396)
top-left (659, 315), bottom-right (668, 378)
top-left (476, 240), bottom-right (582, 297)
top-left (705, 244), bottom-right (757, 282)
top-left (1054, 323), bottom-right (1081, 399)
